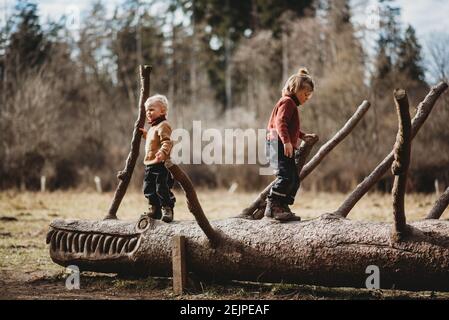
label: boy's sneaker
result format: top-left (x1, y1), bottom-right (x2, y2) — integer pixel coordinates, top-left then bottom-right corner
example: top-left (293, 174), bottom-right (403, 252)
top-left (161, 206), bottom-right (174, 223)
top-left (146, 205), bottom-right (162, 220)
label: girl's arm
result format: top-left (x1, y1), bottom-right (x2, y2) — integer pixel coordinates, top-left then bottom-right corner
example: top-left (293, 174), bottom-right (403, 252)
top-left (275, 100), bottom-right (294, 145)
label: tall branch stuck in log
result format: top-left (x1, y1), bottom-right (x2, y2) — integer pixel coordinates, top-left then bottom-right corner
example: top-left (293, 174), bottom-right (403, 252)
top-left (239, 135), bottom-right (318, 220)
top-left (335, 82), bottom-right (448, 218)
top-left (300, 100), bottom-right (371, 180)
top-left (391, 89), bottom-right (412, 240)
top-left (168, 163), bottom-right (221, 246)
top-left (426, 187), bottom-right (449, 220)
top-left (238, 100), bottom-right (371, 219)
top-left (105, 65), bottom-right (152, 220)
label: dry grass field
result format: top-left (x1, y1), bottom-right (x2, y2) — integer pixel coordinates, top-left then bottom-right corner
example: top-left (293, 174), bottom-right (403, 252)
top-left (0, 189), bottom-right (447, 300)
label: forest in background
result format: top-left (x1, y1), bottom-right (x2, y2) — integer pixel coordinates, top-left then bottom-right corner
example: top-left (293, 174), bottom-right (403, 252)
top-left (0, 0), bottom-right (448, 193)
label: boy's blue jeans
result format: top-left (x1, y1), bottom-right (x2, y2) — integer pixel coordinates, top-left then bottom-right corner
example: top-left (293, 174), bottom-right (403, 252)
top-left (143, 163), bottom-right (176, 208)
top-left (266, 139), bottom-right (300, 205)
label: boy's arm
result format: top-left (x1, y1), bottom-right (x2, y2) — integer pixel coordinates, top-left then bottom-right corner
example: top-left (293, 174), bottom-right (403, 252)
top-left (275, 100), bottom-right (294, 145)
top-left (157, 123), bottom-right (173, 160)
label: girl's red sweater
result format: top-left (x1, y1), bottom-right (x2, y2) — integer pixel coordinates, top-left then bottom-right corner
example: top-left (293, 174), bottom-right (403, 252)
top-left (266, 95), bottom-right (305, 147)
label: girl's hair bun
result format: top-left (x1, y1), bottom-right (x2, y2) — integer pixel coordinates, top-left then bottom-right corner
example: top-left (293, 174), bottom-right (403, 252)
top-left (298, 67), bottom-right (310, 76)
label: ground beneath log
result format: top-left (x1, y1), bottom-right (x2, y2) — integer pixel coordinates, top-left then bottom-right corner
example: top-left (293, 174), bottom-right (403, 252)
top-left (2, 270), bottom-right (449, 300)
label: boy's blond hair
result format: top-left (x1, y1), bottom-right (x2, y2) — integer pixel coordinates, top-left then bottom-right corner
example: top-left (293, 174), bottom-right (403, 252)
top-left (144, 94), bottom-right (169, 113)
top-left (282, 67), bottom-right (315, 96)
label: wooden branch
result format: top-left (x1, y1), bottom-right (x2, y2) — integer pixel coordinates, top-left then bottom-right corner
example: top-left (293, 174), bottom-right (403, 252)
top-left (104, 65), bottom-right (152, 220)
top-left (335, 82), bottom-right (448, 218)
top-left (300, 100), bottom-right (371, 180)
top-left (426, 187), bottom-right (449, 220)
top-left (167, 163), bottom-right (221, 246)
top-left (239, 136), bottom-right (318, 220)
top-left (391, 89), bottom-right (412, 241)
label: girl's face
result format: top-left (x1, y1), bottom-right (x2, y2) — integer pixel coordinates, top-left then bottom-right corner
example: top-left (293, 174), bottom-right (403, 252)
top-left (146, 102), bottom-right (165, 122)
top-left (296, 85), bottom-right (313, 105)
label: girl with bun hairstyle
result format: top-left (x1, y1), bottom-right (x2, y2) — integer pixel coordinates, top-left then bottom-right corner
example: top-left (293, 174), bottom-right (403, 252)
top-left (265, 67), bottom-right (317, 221)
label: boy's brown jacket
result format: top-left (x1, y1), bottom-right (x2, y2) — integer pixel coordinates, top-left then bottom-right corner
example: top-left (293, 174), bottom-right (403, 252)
top-left (143, 119), bottom-right (173, 165)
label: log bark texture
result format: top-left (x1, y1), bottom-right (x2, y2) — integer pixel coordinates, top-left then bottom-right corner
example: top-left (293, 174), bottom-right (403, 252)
top-left (47, 216), bottom-right (449, 291)
top-left (335, 82), bottom-right (448, 218)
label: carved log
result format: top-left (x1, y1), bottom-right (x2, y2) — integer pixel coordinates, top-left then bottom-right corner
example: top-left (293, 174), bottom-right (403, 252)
top-left (335, 82), bottom-right (448, 218)
top-left (105, 65), bottom-right (152, 220)
top-left (391, 89), bottom-right (412, 241)
top-left (426, 187), bottom-right (449, 220)
top-left (47, 216), bottom-right (449, 291)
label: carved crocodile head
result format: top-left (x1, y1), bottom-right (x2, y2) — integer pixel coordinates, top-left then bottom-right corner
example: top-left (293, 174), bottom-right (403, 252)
top-left (46, 215), bottom-right (159, 275)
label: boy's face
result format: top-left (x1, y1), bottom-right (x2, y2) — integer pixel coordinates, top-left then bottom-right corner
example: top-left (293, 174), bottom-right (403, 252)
top-left (296, 85), bottom-right (313, 105)
top-left (146, 102), bottom-right (166, 122)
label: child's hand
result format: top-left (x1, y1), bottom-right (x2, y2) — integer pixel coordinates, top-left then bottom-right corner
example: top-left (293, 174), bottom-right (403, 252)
top-left (284, 142), bottom-right (294, 158)
top-left (155, 151), bottom-right (166, 162)
top-left (303, 133), bottom-right (318, 144)
top-left (139, 128), bottom-right (147, 139)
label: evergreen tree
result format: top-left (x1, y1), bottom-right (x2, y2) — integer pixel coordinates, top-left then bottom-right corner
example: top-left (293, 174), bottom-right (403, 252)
top-left (7, 0), bottom-right (51, 76)
top-left (396, 25), bottom-right (425, 83)
top-left (372, 0), bottom-right (401, 90)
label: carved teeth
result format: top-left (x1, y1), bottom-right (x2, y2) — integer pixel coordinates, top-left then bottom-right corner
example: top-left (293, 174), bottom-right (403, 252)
top-left (72, 233), bottom-right (80, 252)
top-left (66, 232), bottom-right (74, 253)
top-left (79, 234), bottom-right (87, 252)
top-left (109, 237), bottom-right (118, 255)
top-left (128, 238), bottom-right (138, 252)
top-left (84, 234), bottom-right (93, 255)
top-left (91, 234), bottom-right (100, 252)
top-left (50, 231), bottom-right (58, 251)
top-left (60, 232), bottom-right (68, 252)
top-left (46, 230), bottom-right (54, 244)
top-left (116, 238), bottom-right (126, 254)
top-left (103, 236), bottom-right (113, 253)
top-left (96, 235), bottom-right (106, 254)
top-left (121, 239), bottom-right (130, 254)
top-left (55, 231), bottom-right (63, 247)
top-left (49, 229), bottom-right (140, 257)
